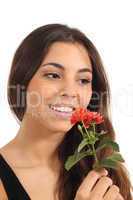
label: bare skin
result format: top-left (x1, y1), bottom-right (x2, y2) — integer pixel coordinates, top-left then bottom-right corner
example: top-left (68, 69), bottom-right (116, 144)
top-left (0, 147), bottom-right (60, 199)
top-left (0, 42), bottom-right (124, 199)
top-left (74, 169), bottom-right (124, 200)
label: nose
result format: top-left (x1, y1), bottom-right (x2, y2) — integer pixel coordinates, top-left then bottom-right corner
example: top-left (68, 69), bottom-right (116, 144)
top-left (60, 82), bottom-right (78, 99)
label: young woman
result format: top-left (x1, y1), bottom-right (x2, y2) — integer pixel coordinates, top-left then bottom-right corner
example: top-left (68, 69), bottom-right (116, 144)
top-left (0, 23), bottom-right (132, 200)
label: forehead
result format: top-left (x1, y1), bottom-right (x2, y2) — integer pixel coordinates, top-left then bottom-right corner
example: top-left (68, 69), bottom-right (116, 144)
top-left (41, 42), bottom-right (92, 71)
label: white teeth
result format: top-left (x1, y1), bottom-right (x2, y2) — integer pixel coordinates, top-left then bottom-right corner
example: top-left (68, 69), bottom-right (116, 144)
top-left (50, 105), bottom-right (73, 112)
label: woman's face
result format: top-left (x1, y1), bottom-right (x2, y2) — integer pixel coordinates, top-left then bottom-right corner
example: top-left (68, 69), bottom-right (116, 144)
top-left (25, 42), bottom-right (93, 133)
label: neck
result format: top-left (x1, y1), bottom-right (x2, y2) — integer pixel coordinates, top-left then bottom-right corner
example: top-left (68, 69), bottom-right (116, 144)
top-left (12, 113), bottom-right (65, 171)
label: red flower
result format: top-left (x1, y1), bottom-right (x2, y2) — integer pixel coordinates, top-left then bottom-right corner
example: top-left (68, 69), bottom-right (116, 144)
top-left (70, 107), bottom-right (104, 128)
top-left (91, 112), bottom-right (104, 124)
top-left (70, 108), bottom-right (89, 124)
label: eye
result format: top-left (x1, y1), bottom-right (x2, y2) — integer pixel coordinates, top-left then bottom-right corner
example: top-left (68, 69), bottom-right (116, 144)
top-left (79, 79), bottom-right (92, 85)
top-left (43, 73), bottom-right (61, 79)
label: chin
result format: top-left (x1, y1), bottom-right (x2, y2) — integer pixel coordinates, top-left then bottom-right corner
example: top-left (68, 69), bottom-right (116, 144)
top-left (48, 121), bottom-right (73, 133)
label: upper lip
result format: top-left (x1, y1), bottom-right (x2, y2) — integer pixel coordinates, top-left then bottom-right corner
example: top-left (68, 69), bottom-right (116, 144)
top-left (49, 104), bottom-right (76, 110)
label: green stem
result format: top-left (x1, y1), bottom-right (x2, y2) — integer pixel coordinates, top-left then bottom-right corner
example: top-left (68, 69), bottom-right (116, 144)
top-left (81, 120), bottom-right (90, 139)
top-left (92, 122), bottom-right (98, 164)
top-left (92, 122), bottom-right (96, 136)
top-left (81, 120), bottom-right (98, 164)
top-left (92, 143), bottom-right (98, 163)
top-left (81, 120), bottom-right (92, 150)
top-left (80, 126), bottom-right (85, 138)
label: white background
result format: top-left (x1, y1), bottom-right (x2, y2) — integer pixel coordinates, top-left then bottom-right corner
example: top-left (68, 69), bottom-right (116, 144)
top-left (0, 0), bottom-right (133, 183)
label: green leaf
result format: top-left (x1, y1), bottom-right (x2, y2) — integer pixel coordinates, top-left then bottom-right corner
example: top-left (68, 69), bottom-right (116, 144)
top-left (97, 158), bottom-right (118, 169)
top-left (94, 152), bottom-right (125, 170)
top-left (88, 137), bottom-right (99, 145)
top-left (97, 132), bottom-right (108, 140)
top-left (96, 137), bottom-right (120, 152)
top-left (106, 152), bottom-right (125, 162)
top-left (77, 138), bottom-right (90, 152)
top-left (65, 149), bottom-right (93, 171)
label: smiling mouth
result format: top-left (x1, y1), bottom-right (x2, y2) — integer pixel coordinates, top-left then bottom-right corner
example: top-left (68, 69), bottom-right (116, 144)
top-left (48, 104), bottom-right (75, 118)
top-left (49, 104), bottom-right (75, 112)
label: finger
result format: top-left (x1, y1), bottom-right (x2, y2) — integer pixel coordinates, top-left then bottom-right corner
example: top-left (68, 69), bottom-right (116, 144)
top-left (103, 184), bottom-right (120, 200)
top-left (78, 168), bottom-right (108, 194)
top-left (116, 193), bottom-right (124, 200)
top-left (90, 176), bottom-right (113, 199)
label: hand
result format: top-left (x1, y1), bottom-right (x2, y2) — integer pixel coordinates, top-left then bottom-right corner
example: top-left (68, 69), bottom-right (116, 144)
top-left (74, 168), bottom-right (124, 200)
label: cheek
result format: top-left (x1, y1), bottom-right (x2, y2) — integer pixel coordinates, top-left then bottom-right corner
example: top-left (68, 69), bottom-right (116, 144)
top-left (40, 85), bottom-right (60, 105)
top-left (26, 84), bottom-right (42, 108)
top-left (26, 78), bottom-right (58, 107)
top-left (80, 88), bottom-right (92, 108)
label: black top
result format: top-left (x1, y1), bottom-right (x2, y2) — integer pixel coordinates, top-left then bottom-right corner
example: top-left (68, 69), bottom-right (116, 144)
top-left (0, 153), bottom-right (31, 200)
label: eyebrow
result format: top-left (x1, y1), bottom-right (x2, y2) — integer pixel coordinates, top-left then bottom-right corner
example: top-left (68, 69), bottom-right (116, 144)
top-left (41, 62), bottom-right (92, 74)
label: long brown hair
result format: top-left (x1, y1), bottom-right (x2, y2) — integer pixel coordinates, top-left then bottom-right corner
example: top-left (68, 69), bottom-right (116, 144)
top-left (7, 23), bottom-right (132, 199)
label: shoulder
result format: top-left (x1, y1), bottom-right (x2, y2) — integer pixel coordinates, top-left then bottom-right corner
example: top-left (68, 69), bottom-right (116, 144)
top-left (0, 142), bottom-right (17, 164)
top-left (0, 179), bottom-right (8, 200)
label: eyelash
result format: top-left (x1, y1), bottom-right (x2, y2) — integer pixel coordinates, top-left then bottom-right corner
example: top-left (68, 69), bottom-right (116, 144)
top-left (43, 73), bottom-right (92, 85)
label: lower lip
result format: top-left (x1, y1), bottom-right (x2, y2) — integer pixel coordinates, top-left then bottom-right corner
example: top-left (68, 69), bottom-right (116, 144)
top-left (49, 105), bottom-right (73, 119)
